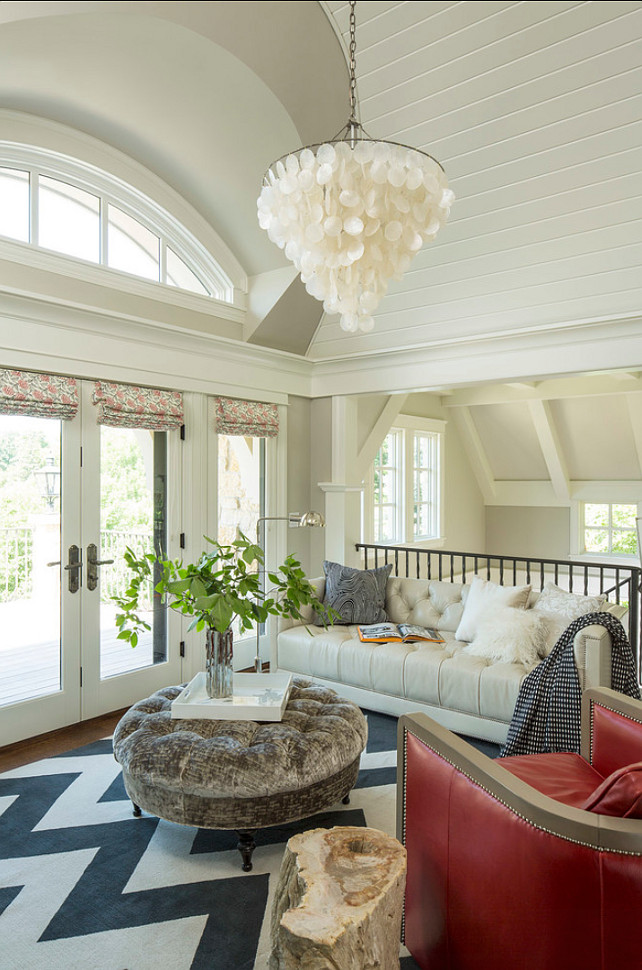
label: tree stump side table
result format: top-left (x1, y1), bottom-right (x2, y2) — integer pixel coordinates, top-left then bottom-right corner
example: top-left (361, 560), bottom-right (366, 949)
top-left (270, 825), bottom-right (407, 970)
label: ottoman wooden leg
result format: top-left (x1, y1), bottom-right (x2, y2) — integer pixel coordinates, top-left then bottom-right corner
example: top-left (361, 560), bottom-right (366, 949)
top-left (342, 793), bottom-right (351, 804)
top-left (132, 802), bottom-right (142, 817)
top-left (236, 829), bottom-right (257, 872)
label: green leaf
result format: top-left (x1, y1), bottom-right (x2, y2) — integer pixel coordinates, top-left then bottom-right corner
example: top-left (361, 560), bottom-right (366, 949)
top-left (190, 577), bottom-right (208, 599)
top-left (211, 596), bottom-right (234, 633)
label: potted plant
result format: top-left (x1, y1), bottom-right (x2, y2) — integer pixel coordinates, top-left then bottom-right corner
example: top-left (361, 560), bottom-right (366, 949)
top-left (113, 532), bottom-right (332, 698)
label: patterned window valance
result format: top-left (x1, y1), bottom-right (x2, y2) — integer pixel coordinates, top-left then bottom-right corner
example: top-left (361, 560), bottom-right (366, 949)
top-left (215, 397), bottom-right (279, 438)
top-left (93, 381), bottom-right (184, 430)
top-left (0, 369), bottom-right (78, 420)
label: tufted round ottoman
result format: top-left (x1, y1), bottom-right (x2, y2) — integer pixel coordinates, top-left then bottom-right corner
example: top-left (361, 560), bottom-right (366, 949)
top-left (112, 678), bottom-right (368, 870)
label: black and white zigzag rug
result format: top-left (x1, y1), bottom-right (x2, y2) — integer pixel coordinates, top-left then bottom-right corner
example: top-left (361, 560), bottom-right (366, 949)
top-left (0, 711), bottom-right (499, 970)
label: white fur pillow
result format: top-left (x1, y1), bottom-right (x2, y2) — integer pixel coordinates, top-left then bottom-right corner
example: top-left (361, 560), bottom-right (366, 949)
top-left (455, 576), bottom-right (532, 643)
top-left (464, 607), bottom-right (548, 667)
top-left (535, 611), bottom-right (576, 657)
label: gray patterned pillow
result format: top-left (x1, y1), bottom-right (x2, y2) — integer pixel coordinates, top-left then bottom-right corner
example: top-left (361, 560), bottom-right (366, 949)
top-left (314, 560), bottom-right (392, 626)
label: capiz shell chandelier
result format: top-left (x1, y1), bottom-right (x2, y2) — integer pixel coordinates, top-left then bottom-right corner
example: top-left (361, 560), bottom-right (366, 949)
top-left (257, 0), bottom-right (454, 334)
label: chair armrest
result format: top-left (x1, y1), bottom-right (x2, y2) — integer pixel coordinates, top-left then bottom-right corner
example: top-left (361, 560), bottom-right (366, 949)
top-left (573, 622), bottom-right (612, 691)
top-left (398, 712), bottom-right (604, 851)
top-left (581, 687), bottom-right (642, 775)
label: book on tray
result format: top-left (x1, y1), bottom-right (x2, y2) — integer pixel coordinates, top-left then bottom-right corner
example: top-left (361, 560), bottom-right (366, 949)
top-left (357, 623), bottom-right (445, 643)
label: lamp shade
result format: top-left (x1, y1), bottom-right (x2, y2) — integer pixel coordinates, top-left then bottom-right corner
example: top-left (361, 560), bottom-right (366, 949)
top-left (298, 511), bottom-right (325, 528)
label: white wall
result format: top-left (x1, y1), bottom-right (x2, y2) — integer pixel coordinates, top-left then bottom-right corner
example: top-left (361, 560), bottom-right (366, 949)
top-left (309, 397), bottom-right (333, 574)
top-left (485, 506), bottom-right (570, 561)
top-left (285, 395), bottom-right (313, 574)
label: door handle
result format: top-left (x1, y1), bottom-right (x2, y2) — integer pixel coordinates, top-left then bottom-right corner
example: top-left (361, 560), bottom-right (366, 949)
top-left (86, 543), bottom-right (115, 591)
top-left (51, 545), bottom-right (82, 592)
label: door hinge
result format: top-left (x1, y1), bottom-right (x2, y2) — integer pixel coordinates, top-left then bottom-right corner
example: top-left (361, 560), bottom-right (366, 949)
top-left (80, 666), bottom-right (83, 687)
top-left (180, 424), bottom-right (186, 440)
top-left (180, 533), bottom-right (186, 549)
top-left (179, 640), bottom-right (185, 658)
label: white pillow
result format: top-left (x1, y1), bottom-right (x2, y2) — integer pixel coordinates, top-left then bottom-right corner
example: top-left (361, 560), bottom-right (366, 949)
top-left (533, 582), bottom-right (606, 620)
top-left (455, 576), bottom-right (532, 642)
top-left (535, 611), bottom-right (573, 657)
top-left (464, 607), bottom-right (547, 667)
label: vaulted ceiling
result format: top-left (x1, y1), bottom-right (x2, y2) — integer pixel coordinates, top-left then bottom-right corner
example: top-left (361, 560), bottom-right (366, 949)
top-left (0, 1), bottom-right (640, 374)
top-left (312, 0), bottom-right (642, 361)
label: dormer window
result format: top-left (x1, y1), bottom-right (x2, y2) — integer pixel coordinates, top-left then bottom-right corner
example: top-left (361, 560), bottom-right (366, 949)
top-left (0, 150), bottom-right (232, 301)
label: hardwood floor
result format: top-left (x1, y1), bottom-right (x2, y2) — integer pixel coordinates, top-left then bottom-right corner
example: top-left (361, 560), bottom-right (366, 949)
top-left (0, 663), bottom-right (269, 773)
top-left (0, 708), bottom-right (128, 773)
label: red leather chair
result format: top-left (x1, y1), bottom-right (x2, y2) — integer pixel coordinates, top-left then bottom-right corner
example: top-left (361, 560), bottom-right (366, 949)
top-left (397, 687), bottom-right (642, 970)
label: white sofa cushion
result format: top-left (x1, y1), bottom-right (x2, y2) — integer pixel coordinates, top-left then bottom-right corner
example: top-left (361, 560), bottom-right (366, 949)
top-left (455, 576), bottom-right (531, 642)
top-left (386, 577), bottom-right (465, 632)
top-left (277, 623), bottom-right (527, 720)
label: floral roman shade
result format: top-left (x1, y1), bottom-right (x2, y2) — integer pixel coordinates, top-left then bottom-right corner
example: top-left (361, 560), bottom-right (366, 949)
top-left (0, 368), bottom-right (78, 420)
top-left (215, 397), bottom-right (279, 438)
top-left (93, 381), bottom-right (184, 430)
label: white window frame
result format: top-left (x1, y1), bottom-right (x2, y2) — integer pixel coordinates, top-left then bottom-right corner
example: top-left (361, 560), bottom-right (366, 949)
top-left (365, 415), bottom-right (445, 546)
top-left (571, 500), bottom-right (641, 563)
top-left (0, 144), bottom-right (234, 302)
top-left (370, 427), bottom-right (404, 544)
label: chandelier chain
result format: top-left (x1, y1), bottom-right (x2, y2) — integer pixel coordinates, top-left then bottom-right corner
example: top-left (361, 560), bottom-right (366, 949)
top-left (348, 0), bottom-right (358, 123)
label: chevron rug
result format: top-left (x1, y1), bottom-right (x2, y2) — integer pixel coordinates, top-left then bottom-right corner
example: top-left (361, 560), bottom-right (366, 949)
top-left (0, 711), bottom-right (499, 970)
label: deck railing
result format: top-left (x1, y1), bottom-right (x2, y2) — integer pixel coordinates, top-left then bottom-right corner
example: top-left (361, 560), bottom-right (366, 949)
top-left (99, 530), bottom-right (154, 605)
top-left (0, 527), bottom-right (33, 601)
top-left (355, 542), bottom-right (642, 677)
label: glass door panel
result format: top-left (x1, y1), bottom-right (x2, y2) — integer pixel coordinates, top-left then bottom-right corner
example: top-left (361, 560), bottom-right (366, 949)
top-left (80, 380), bottom-right (182, 720)
top-left (0, 415), bottom-right (62, 706)
top-left (217, 434), bottom-right (265, 642)
top-left (0, 411), bottom-right (81, 746)
top-left (98, 426), bottom-right (168, 678)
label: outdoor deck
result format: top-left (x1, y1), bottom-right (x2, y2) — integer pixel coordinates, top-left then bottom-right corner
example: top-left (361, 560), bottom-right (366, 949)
top-left (0, 600), bottom-right (154, 708)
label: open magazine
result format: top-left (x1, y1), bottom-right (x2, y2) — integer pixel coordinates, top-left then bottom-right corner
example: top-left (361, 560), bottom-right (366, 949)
top-left (357, 623), bottom-right (444, 644)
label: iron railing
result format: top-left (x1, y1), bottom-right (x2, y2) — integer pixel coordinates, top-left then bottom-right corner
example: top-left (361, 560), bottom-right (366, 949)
top-left (0, 527), bottom-right (33, 601)
top-left (99, 530), bottom-right (154, 604)
top-left (356, 542), bottom-right (642, 675)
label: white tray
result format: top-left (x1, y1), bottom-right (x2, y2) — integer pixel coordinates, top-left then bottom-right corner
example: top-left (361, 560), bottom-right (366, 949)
top-left (171, 671), bottom-right (292, 721)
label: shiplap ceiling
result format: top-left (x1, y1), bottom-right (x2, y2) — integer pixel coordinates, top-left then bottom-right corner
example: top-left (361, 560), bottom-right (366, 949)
top-left (310, 0), bottom-right (642, 360)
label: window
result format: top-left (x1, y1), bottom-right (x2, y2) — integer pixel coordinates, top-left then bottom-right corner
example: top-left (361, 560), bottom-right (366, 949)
top-left (581, 503), bottom-right (638, 557)
top-left (217, 434), bottom-right (266, 640)
top-left (373, 429), bottom-right (402, 543)
top-left (413, 431), bottom-right (440, 540)
top-left (0, 148), bottom-right (233, 300)
top-left (367, 417), bottom-right (443, 544)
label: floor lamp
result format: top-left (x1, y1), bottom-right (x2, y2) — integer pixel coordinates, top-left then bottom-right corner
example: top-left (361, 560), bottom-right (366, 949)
top-left (254, 511), bottom-right (325, 672)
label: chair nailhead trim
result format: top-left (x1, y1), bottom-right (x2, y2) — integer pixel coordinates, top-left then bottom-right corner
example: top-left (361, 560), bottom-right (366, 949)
top-left (589, 698), bottom-right (642, 766)
top-left (403, 727), bottom-right (642, 857)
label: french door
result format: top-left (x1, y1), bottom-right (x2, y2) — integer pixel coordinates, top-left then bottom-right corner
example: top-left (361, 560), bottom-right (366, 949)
top-left (0, 382), bottom-right (183, 746)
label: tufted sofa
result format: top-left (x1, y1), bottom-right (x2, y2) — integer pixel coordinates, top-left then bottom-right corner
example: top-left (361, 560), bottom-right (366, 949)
top-left (276, 576), bottom-right (620, 743)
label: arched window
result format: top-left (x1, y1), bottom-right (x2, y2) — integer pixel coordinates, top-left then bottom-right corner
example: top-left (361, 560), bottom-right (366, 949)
top-left (0, 146), bottom-right (233, 301)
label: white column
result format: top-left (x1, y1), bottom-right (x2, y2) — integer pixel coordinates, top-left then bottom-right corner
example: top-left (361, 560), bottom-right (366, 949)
top-left (318, 482), bottom-right (364, 566)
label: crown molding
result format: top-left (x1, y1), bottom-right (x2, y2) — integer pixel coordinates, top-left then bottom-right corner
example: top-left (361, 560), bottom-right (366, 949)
top-left (0, 289), bottom-right (313, 401)
top-left (309, 314), bottom-right (642, 397)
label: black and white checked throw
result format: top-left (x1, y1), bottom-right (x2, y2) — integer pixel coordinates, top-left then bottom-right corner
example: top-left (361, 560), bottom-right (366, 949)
top-left (500, 611), bottom-right (641, 757)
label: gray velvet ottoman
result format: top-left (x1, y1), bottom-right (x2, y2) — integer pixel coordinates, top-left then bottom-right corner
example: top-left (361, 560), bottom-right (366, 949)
top-left (112, 678), bottom-right (368, 870)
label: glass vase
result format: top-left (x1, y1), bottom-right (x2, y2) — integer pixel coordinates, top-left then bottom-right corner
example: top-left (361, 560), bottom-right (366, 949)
top-left (205, 627), bottom-right (233, 699)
